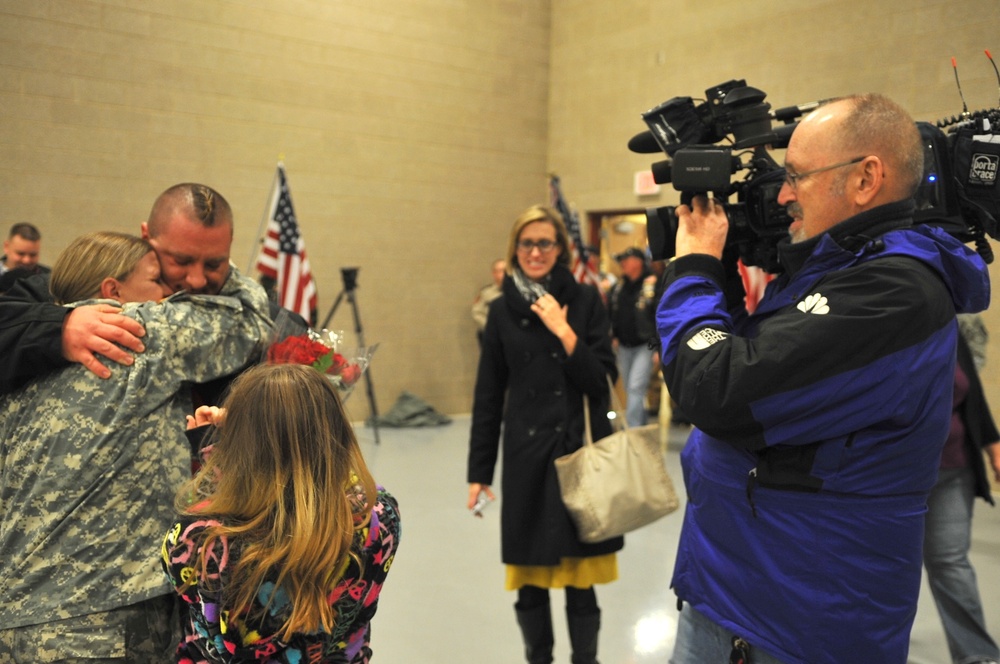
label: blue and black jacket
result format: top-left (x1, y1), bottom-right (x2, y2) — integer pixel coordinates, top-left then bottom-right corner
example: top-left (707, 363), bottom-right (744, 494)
top-left (656, 200), bottom-right (991, 664)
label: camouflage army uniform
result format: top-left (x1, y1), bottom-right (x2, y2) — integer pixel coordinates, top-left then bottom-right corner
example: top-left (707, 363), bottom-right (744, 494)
top-left (0, 267), bottom-right (272, 655)
top-left (958, 312), bottom-right (989, 371)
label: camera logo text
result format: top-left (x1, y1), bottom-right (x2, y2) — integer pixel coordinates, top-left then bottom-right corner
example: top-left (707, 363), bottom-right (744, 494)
top-left (969, 153), bottom-right (999, 186)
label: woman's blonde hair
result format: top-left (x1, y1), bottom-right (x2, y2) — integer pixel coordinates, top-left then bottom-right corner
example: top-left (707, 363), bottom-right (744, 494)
top-left (49, 232), bottom-right (153, 305)
top-left (504, 204), bottom-right (572, 274)
top-left (178, 363), bottom-right (377, 640)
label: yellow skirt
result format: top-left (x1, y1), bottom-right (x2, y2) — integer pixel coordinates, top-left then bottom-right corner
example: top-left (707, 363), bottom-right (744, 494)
top-left (505, 554), bottom-right (618, 591)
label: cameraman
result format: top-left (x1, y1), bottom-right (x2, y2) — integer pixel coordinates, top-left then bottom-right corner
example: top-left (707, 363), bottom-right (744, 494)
top-left (657, 94), bottom-right (991, 664)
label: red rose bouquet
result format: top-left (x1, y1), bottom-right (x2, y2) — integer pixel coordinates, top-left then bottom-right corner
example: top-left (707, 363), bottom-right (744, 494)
top-left (265, 317), bottom-right (377, 400)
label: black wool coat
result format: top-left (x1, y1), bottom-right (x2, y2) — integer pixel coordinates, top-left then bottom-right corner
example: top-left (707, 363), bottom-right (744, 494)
top-left (956, 334), bottom-right (1000, 505)
top-left (468, 265), bottom-right (623, 565)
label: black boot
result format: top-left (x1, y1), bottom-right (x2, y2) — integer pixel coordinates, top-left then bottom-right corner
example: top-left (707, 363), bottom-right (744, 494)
top-left (515, 601), bottom-right (554, 664)
top-left (566, 608), bottom-right (600, 664)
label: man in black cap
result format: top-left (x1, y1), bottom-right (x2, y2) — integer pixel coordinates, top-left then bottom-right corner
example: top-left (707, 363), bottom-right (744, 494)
top-left (608, 247), bottom-right (659, 426)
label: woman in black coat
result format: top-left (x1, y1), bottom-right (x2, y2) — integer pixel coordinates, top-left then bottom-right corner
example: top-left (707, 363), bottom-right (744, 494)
top-left (467, 204), bottom-right (620, 664)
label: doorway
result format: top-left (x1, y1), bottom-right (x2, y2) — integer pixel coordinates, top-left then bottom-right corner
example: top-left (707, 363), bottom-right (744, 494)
top-left (589, 210), bottom-right (648, 280)
top-left (588, 209), bottom-right (665, 423)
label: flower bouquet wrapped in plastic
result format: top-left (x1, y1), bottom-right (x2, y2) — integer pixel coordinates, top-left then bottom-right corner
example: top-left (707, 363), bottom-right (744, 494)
top-left (264, 311), bottom-right (378, 401)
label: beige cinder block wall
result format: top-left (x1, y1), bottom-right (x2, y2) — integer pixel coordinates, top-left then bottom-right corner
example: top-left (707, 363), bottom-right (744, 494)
top-left (4, 1), bottom-right (1000, 421)
top-left (548, 0), bottom-right (1000, 412)
top-left (0, 1), bottom-right (552, 421)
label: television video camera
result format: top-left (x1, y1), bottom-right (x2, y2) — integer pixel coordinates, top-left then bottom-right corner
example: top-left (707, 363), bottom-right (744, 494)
top-left (629, 79), bottom-right (801, 272)
top-left (915, 65), bottom-right (1000, 265)
top-left (631, 71), bottom-right (1000, 271)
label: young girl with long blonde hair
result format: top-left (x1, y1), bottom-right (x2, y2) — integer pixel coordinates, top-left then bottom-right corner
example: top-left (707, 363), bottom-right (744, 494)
top-left (162, 363), bottom-right (400, 663)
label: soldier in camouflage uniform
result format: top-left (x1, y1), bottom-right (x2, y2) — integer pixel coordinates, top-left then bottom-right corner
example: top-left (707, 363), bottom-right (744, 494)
top-left (958, 312), bottom-right (989, 371)
top-left (0, 183), bottom-right (242, 394)
top-left (0, 231), bottom-right (273, 662)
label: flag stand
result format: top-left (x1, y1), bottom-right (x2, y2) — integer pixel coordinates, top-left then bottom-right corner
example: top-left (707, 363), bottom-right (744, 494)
top-left (322, 267), bottom-right (381, 444)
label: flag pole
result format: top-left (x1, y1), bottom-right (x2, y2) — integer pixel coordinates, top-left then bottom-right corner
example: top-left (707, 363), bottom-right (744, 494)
top-left (246, 160), bottom-right (283, 274)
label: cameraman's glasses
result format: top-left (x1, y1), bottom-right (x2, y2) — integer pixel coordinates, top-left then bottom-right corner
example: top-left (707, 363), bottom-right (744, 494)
top-left (783, 156), bottom-right (866, 191)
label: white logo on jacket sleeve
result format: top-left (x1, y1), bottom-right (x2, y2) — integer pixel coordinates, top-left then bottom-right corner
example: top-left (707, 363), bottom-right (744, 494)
top-left (687, 328), bottom-right (729, 350)
top-left (797, 293), bottom-right (830, 315)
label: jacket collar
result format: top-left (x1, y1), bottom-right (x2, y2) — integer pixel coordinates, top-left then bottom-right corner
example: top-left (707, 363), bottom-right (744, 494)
top-left (777, 200), bottom-right (916, 277)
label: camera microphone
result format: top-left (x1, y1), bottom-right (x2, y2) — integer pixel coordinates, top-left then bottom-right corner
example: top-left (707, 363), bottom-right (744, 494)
top-left (628, 130), bottom-right (663, 154)
top-left (770, 98), bottom-right (839, 123)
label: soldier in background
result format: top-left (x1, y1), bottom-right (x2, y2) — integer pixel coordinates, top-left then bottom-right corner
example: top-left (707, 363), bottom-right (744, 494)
top-left (472, 258), bottom-right (506, 346)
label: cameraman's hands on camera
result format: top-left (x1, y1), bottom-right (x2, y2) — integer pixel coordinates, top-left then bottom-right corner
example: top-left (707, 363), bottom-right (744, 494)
top-left (674, 195), bottom-right (730, 260)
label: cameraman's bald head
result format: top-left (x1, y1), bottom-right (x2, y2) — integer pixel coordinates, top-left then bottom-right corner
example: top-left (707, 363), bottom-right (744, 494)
top-left (779, 94), bottom-right (923, 243)
top-left (828, 94), bottom-right (923, 201)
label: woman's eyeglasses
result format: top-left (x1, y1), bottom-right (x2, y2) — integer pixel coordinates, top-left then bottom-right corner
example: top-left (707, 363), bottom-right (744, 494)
top-left (517, 239), bottom-right (557, 253)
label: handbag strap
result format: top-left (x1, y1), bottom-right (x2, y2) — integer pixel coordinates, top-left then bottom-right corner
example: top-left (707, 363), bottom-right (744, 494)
top-left (605, 375), bottom-right (628, 430)
top-left (583, 392), bottom-right (594, 447)
top-left (582, 375), bottom-right (625, 447)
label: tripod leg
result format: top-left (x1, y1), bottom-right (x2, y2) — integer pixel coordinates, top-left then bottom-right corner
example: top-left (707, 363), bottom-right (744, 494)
top-left (347, 292), bottom-right (381, 444)
top-left (320, 290), bottom-right (347, 330)
top-left (363, 369), bottom-right (380, 445)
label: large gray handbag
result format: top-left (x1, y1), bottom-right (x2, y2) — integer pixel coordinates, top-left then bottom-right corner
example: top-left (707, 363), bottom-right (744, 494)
top-left (555, 378), bottom-right (679, 543)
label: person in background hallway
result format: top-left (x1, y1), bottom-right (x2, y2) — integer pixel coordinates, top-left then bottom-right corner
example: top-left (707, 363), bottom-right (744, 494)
top-left (657, 94), bottom-right (990, 664)
top-left (607, 247), bottom-right (658, 427)
top-left (163, 363), bottom-right (401, 663)
top-left (467, 204), bottom-right (619, 664)
top-left (0, 231), bottom-right (272, 662)
top-left (1, 222), bottom-right (49, 276)
top-left (921, 314), bottom-right (1000, 664)
top-left (472, 257), bottom-right (506, 346)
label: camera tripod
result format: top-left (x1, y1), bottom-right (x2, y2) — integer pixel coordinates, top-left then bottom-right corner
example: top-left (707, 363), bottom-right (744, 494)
top-left (321, 267), bottom-right (381, 444)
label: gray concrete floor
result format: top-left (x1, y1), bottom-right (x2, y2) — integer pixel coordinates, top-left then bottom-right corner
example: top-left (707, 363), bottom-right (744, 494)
top-left (354, 416), bottom-right (1000, 664)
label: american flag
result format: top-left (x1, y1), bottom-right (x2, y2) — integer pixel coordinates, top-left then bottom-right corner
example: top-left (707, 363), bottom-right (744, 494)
top-left (738, 260), bottom-right (775, 314)
top-left (549, 174), bottom-right (600, 286)
top-left (255, 164), bottom-right (318, 325)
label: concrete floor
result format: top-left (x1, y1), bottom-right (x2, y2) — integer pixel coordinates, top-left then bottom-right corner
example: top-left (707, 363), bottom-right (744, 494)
top-left (354, 416), bottom-right (1000, 664)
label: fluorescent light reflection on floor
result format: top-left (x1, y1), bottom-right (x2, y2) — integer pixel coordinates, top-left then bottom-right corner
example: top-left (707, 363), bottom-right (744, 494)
top-left (633, 609), bottom-right (676, 655)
